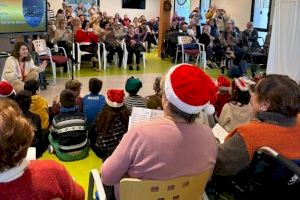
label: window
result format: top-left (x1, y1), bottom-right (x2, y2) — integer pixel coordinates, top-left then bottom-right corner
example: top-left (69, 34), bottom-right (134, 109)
top-left (199, 0), bottom-right (211, 25)
top-left (251, 0), bottom-right (272, 31)
top-left (174, 0), bottom-right (191, 23)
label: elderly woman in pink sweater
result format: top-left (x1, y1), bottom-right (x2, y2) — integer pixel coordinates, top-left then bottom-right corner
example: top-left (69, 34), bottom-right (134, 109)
top-left (101, 64), bottom-right (218, 199)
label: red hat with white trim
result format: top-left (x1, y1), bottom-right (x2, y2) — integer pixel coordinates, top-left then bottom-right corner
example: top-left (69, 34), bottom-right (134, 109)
top-left (0, 81), bottom-right (15, 98)
top-left (164, 64), bottom-right (218, 115)
top-left (106, 89), bottom-right (125, 108)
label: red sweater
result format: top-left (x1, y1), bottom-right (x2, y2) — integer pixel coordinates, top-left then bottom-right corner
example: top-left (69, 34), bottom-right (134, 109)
top-left (75, 29), bottom-right (99, 43)
top-left (0, 160), bottom-right (84, 200)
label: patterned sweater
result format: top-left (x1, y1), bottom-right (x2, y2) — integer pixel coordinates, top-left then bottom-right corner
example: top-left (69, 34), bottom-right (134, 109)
top-left (51, 107), bottom-right (87, 152)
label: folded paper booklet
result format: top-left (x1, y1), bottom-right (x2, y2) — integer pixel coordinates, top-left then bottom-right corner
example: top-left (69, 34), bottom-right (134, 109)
top-left (212, 123), bottom-right (229, 144)
top-left (128, 107), bottom-right (164, 129)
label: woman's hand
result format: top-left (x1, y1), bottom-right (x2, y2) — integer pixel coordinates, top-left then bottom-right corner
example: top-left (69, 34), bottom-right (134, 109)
top-left (39, 60), bottom-right (48, 71)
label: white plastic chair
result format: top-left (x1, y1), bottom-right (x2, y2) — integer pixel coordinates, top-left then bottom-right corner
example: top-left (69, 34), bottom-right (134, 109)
top-left (74, 42), bottom-right (101, 71)
top-left (175, 36), bottom-right (207, 69)
top-left (122, 42), bottom-right (146, 69)
top-left (32, 39), bottom-right (70, 85)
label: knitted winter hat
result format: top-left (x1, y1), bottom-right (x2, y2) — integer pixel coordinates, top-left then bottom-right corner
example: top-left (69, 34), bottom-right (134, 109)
top-left (217, 75), bottom-right (231, 90)
top-left (106, 89), bottom-right (125, 108)
top-left (125, 76), bottom-right (142, 95)
top-left (0, 81), bottom-right (15, 98)
top-left (165, 64), bottom-right (218, 115)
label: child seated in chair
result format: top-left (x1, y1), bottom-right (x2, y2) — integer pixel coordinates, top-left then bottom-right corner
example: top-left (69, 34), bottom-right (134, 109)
top-left (49, 89), bottom-right (89, 161)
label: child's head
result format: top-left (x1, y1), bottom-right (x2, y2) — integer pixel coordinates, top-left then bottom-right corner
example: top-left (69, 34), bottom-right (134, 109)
top-left (231, 77), bottom-right (251, 106)
top-left (65, 80), bottom-right (82, 97)
top-left (15, 90), bottom-right (32, 113)
top-left (60, 89), bottom-right (76, 108)
top-left (89, 78), bottom-right (103, 95)
top-left (24, 80), bottom-right (39, 95)
top-left (125, 76), bottom-right (142, 95)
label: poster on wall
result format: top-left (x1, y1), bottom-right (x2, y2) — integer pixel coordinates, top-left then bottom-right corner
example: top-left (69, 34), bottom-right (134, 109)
top-left (122, 0), bottom-right (146, 9)
top-left (174, 0), bottom-right (191, 23)
top-left (0, 0), bottom-right (47, 34)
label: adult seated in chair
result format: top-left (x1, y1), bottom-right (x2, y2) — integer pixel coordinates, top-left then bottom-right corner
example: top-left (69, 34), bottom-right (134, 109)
top-left (210, 74), bottom-right (300, 198)
top-left (241, 22), bottom-right (259, 50)
top-left (1, 42), bottom-right (47, 93)
top-left (125, 25), bottom-right (144, 70)
top-left (75, 20), bottom-right (99, 70)
top-left (101, 64), bottom-right (218, 200)
top-left (0, 99), bottom-right (84, 199)
top-left (104, 22), bottom-right (124, 68)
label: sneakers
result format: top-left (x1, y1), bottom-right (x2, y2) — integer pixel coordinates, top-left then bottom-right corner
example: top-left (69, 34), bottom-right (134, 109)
top-left (129, 65), bottom-right (133, 70)
top-left (93, 67), bottom-right (100, 72)
top-left (136, 65), bottom-right (140, 71)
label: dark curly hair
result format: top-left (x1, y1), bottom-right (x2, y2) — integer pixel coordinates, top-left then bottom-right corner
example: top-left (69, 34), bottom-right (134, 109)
top-left (0, 99), bottom-right (34, 172)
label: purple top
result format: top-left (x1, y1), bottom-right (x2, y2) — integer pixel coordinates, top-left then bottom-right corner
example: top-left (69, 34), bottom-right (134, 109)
top-left (125, 33), bottom-right (140, 46)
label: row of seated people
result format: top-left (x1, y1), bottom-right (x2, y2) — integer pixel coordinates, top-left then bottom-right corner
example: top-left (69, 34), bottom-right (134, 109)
top-left (167, 10), bottom-right (270, 77)
top-left (0, 63), bottom-right (299, 199)
top-left (47, 6), bottom-right (158, 71)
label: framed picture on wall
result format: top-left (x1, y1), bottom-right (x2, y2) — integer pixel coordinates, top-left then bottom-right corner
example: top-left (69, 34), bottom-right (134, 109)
top-left (122, 0), bottom-right (146, 9)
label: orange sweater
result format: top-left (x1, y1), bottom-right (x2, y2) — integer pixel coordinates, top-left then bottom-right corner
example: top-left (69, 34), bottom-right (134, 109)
top-left (227, 117), bottom-right (300, 160)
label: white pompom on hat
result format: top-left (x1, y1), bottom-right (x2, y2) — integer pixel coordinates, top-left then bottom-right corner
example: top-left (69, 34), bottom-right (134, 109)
top-left (164, 64), bottom-right (218, 115)
top-left (106, 89), bottom-right (125, 108)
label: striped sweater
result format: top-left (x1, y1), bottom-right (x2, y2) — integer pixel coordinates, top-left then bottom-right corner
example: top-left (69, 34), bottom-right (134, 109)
top-left (125, 94), bottom-right (146, 113)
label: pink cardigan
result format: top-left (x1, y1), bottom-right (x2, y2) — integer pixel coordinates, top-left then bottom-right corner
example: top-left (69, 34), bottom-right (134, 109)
top-left (101, 117), bottom-right (217, 199)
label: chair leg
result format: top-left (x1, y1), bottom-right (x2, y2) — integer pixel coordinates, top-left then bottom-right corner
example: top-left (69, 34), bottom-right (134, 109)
top-left (196, 54), bottom-right (200, 66)
top-left (103, 52), bottom-right (107, 70)
top-left (175, 50), bottom-right (178, 64)
top-left (97, 49), bottom-right (102, 70)
top-left (182, 52), bottom-right (185, 63)
top-left (143, 53), bottom-right (146, 68)
top-left (51, 62), bottom-right (56, 85)
top-left (78, 55), bottom-right (81, 71)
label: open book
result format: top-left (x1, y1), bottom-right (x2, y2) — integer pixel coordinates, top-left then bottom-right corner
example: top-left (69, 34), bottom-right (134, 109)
top-left (212, 123), bottom-right (229, 144)
top-left (128, 107), bottom-right (164, 129)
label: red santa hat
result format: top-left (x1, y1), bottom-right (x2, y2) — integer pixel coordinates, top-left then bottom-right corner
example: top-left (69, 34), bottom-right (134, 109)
top-left (164, 64), bottom-right (218, 115)
top-left (106, 89), bottom-right (125, 108)
top-left (0, 81), bottom-right (15, 98)
top-left (217, 75), bottom-right (231, 90)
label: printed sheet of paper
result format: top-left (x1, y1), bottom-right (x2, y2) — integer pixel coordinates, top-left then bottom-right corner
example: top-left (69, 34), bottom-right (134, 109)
top-left (26, 147), bottom-right (36, 161)
top-left (128, 107), bottom-right (164, 129)
top-left (212, 123), bottom-right (229, 144)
